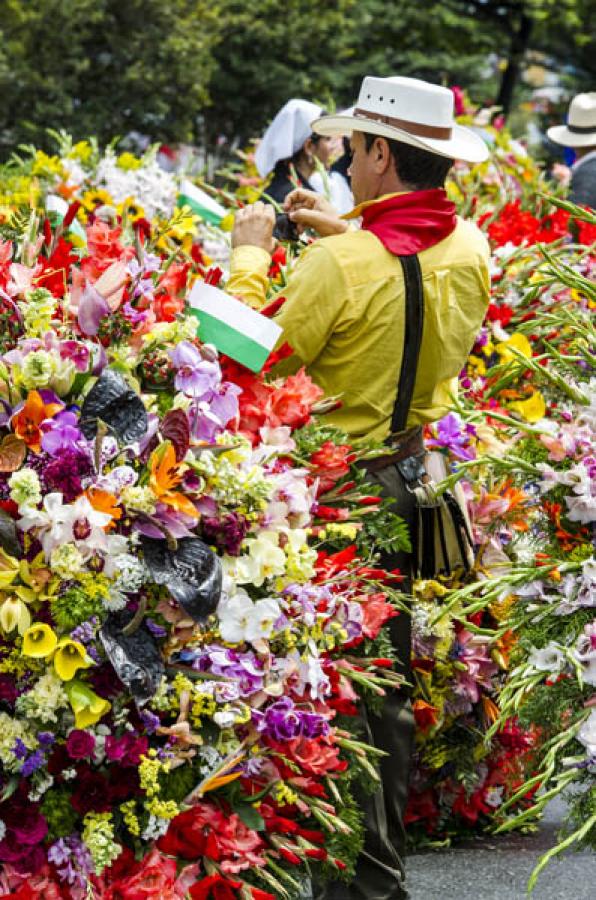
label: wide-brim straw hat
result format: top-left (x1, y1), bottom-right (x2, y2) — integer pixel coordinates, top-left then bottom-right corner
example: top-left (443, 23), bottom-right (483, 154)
top-left (312, 76), bottom-right (489, 164)
top-left (547, 92), bottom-right (596, 148)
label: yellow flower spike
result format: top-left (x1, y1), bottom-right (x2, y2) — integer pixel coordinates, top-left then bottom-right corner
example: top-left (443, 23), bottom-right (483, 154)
top-left (0, 549), bottom-right (20, 589)
top-left (0, 596), bottom-right (32, 634)
top-left (53, 638), bottom-right (93, 681)
top-left (23, 622), bottom-right (58, 657)
top-left (509, 391), bottom-right (546, 423)
top-left (65, 680), bottom-right (111, 729)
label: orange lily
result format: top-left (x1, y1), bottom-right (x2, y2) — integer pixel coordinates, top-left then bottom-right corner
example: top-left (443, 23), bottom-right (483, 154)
top-left (11, 391), bottom-right (63, 453)
top-left (149, 441), bottom-right (198, 519)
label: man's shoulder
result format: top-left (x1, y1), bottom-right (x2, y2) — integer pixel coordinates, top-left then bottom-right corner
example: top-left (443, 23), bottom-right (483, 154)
top-left (426, 217), bottom-right (490, 268)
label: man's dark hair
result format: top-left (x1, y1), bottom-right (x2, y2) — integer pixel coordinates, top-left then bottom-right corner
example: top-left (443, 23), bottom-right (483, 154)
top-left (363, 132), bottom-right (453, 189)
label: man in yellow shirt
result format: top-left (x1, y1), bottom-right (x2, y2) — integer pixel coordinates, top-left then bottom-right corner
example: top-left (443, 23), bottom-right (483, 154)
top-left (228, 76), bottom-right (490, 900)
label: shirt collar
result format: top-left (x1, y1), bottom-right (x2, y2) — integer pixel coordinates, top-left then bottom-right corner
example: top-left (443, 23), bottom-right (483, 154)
top-left (572, 149), bottom-right (596, 172)
top-left (342, 192), bottom-right (407, 221)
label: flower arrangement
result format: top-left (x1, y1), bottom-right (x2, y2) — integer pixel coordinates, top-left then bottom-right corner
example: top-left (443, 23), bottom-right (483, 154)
top-left (432, 197), bottom-right (595, 883)
top-left (0, 206), bottom-right (413, 898)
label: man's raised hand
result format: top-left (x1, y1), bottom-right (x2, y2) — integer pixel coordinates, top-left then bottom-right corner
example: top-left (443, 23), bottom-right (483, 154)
top-left (284, 189), bottom-right (348, 237)
top-left (232, 202), bottom-right (276, 253)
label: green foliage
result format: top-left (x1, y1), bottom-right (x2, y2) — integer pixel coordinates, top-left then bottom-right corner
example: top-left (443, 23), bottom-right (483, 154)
top-left (0, 0), bottom-right (220, 157)
top-left (41, 788), bottom-right (78, 840)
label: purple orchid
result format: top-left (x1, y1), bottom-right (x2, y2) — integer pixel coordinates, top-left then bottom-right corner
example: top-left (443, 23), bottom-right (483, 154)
top-left (41, 410), bottom-right (83, 456)
top-left (169, 341), bottom-right (221, 398)
top-left (427, 412), bottom-right (477, 461)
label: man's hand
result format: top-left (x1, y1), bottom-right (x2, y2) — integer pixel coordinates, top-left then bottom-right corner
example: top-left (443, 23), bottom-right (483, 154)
top-left (284, 189), bottom-right (348, 237)
top-left (232, 202), bottom-right (275, 253)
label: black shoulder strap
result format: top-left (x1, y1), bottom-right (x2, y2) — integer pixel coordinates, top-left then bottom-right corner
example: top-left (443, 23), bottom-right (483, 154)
top-left (390, 254), bottom-right (424, 437)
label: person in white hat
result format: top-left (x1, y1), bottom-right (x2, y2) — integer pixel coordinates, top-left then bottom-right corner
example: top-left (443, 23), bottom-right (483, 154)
top-left (548, 92), bottom-right (596, 209)
top-left (228, 79), bottom-right (491, 897)
top-left (254, 99), bottom-right (336, 206)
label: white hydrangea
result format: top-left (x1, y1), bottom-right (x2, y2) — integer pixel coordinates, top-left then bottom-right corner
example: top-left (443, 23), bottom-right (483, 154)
top-left (0, 712), bottom-right (37, 769)
top-left (113, 553), bottom-right (149, 593)
top-left (15, 670), bottom-right (69, 723)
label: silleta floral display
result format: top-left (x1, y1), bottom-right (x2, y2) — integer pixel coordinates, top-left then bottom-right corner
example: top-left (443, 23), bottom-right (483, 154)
top-left (0, 204), bottom-right (410, 898)
top-left (0, 120), bottom-right (594, 894)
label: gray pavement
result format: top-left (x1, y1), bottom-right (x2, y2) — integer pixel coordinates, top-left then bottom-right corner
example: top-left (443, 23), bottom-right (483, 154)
top-left (407, 799), bottom-right (595, 900)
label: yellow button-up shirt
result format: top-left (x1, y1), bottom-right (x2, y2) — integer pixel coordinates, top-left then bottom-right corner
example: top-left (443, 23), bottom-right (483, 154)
top-left (226, 196), bottom-right (490, 442)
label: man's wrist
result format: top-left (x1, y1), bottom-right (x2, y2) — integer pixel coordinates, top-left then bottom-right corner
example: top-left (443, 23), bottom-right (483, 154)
top-left (230, 245), bottom-right (271, 274)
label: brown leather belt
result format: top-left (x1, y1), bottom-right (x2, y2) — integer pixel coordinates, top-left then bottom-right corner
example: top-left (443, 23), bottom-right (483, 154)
top-left (358, 425), bottom-right (424, 474)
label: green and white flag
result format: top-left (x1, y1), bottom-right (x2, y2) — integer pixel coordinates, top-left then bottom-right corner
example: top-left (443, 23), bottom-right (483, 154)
top-left (177, 180), bottom-right (227, 226)
top-left (46, 194), bottom-right (87, 243)
top-left (188, 281), bottom-right (282, 373)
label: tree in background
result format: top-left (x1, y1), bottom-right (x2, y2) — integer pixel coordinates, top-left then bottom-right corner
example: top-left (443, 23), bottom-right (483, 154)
top-left (0, 0), bottom-right (594, 159)
top-left (202, 0), bottom-right (359, 151)
top-left (442, 0), bottom-right (594, 114)
top-left (0, 0), bottom-right (220, 157)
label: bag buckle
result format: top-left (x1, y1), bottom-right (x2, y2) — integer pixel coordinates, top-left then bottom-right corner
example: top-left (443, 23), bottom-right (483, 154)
top-left (396, 454), bottom-right (426, 487)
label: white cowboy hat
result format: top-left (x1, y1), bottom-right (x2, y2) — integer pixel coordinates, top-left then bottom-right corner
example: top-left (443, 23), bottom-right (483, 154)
top-left (547, 92), bottom-right (596, 148)
top-left (255, 99), bottom-right (323, 178)
top-left (312, 76), bottom-right (489, 164)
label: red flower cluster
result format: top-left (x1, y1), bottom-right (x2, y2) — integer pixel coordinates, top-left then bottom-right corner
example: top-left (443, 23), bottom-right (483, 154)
top-left (158, 802), bottom-right (266, 874)
top-left (224, 365), bottom-right (324, 443)
top-left (481, 201), bottom-right (570, 247)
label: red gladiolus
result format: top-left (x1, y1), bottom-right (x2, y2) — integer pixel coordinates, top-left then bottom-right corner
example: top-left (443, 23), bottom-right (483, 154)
top-left (278, 847), bottom-right (302, 865)
top-left (189, 874), bottom-right (243, 900)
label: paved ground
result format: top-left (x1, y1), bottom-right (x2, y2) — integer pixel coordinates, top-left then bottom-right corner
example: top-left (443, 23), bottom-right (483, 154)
top-left (407, 799), bottom-right (595, 900)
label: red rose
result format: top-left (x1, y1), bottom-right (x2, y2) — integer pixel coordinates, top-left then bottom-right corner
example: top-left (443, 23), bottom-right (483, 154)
top-left (286, 736), bottom-right (345, 776)
top-left (66, 729), bottom-right (96, 759)
top-left (71, 766), bottom-right (111, 815)
top-left (101, 849), bottom-right (178, 899)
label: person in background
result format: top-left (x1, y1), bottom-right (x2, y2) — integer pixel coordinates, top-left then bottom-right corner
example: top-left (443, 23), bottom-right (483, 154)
top-left (548, 92), bottom-right (596, 209)
top-left (228, 75), bottom-right (490, 900)
top-left (255, 99), bottom-right (335, 206)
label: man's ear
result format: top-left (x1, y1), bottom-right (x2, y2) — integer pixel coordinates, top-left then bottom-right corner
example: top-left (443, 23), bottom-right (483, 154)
top-left (373, 137), bottom-right (393, 175)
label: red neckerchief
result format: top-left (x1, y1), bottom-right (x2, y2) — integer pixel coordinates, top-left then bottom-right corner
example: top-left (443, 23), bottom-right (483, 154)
top-left (357, 189), bottom-right (457, 255)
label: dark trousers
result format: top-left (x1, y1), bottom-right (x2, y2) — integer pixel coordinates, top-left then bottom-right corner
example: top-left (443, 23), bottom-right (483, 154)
top-left (316, 463), bottom-right (418, 900)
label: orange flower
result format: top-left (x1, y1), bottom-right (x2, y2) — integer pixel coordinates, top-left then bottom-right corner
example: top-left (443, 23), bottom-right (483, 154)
top-left (84, 487), bottom-right (122, 530)
top-left (149, 441), bottom-right (198, 519)
top-left (11, 391), bottom-right (63, 453)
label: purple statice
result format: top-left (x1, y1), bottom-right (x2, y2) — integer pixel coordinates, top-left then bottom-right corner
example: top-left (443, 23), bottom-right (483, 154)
top-left (21, 749), bottom-right (45, 776)
top-left (70, 618), bottom-right (98, 645)
top-left (253, 697), bottom-right (329, 741)
top-left (139, 709), bottom-right (161, 734)
top-left (202, 512), bottom-right (249, 556)
top-left (48, 836), bottom-right (93, 887)
top-left (12, 738), bottom-right (28, 761)
top-left (37, 731), bottom-right (55, 748)
top-left (43, 447), bottom-right (93, 501)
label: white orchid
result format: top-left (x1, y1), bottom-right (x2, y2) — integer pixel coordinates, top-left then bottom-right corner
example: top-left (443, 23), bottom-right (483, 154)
top-left (218, 590), bottom-right (281, 646)
top-left (18, 493), bottom-right (113, 561)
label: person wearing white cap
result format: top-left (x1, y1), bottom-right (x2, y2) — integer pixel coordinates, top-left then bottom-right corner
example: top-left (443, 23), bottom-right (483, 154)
top-left (254, 99), bottom-right (335, 206)
top-left (228, 79), bottom-right (491, 897)
top-left (548, 92), bottom-right (596, 209)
